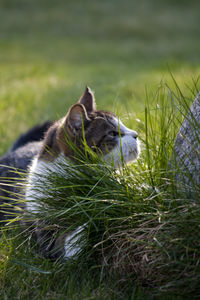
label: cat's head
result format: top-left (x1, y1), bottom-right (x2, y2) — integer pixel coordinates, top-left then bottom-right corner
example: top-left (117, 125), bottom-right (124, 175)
top-left (56, 87), bottom-right (140, 166)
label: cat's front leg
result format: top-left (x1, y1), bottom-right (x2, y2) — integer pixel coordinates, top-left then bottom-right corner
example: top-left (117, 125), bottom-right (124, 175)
top-left (35, 221), bottom-right (85, 260)
top-left (64, 225), bottom-right (85, 259)
top-left (35, 221), bottom-right (66, 259)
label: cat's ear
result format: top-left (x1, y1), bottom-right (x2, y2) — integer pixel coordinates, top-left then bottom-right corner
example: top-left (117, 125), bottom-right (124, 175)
top-left (78, 86), bottom-right (96, 113)
top-left (66, 104), bottom-right (89, 131)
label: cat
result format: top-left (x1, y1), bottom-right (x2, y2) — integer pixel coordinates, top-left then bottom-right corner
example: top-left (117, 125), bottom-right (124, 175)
top-left (0, 86), bottom-right (140, 259)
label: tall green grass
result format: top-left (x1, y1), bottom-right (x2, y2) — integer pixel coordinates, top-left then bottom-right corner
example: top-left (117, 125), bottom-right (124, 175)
top-left (2, 82), bottom-right (199, 299)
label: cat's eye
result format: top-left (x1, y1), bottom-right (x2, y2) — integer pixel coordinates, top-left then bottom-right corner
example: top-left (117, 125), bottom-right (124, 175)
top-left (110, 131), bottom-right (119, 137)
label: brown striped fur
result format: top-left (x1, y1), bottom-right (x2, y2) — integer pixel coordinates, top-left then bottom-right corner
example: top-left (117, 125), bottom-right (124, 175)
top-left (39, 87), bottom-right (119, 161)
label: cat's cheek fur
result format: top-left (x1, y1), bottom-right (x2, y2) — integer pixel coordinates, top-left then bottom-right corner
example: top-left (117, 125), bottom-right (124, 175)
top-left (104, 118), bottom-right (140, 167)
top-left (104, 136), bottom-right (140, 167)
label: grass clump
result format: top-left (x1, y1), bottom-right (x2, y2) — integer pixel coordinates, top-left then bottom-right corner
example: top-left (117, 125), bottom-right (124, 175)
top-left (8, 83), bottom-right (199, 298)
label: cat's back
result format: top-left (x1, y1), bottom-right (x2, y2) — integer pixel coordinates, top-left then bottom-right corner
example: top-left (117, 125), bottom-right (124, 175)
top-left (0, 141), bottom-right (42, 169)
top-left (0, 120), bottom-right (52, 221)
top-left (0, 141), bottom-right (43, 221)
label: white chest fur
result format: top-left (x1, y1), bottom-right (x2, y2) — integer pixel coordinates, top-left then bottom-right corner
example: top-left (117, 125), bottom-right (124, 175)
top-left (25, 154), bottom-right (68, 213)
top-left (25, 154), bottom-right (84, 259)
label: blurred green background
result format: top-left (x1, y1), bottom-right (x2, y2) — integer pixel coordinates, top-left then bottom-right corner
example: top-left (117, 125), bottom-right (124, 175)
top-left (0, 0), bottom-right (200, 155)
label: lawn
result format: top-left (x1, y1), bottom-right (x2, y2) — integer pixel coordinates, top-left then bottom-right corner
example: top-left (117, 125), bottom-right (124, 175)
top-left (0, 0), bottom-right (200, 299)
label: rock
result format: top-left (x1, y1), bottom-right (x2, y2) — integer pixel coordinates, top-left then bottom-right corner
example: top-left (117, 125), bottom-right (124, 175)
top-left (173, 92), bottom-right (200, 195)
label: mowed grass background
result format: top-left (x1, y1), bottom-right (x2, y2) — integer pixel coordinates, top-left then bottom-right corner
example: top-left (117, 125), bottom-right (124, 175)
top-left (1, 0), bottom-right (200, 156)
top-left (0, 0), bottom-right (200, 299)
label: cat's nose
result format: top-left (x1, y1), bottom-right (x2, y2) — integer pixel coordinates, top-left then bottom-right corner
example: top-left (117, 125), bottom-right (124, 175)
top-left (131, 131), bottom-right (138, 139)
